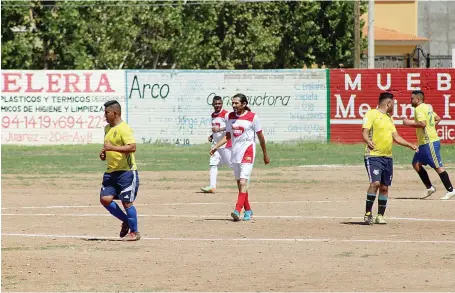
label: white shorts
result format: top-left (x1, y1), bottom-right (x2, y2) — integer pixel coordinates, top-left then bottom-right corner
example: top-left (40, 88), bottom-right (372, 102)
top-left (210, 148), bottom-right (232, 167)
top-left (232, 163), bottom-right (253, 180)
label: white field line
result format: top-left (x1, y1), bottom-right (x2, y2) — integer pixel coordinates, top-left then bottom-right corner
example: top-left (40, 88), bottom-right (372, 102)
top-left (2, 233), bottom-right (455, 245)
top-left (2, 198), bottom-right (453, 210)
top-left (2, 213), bottom-right (455, 222)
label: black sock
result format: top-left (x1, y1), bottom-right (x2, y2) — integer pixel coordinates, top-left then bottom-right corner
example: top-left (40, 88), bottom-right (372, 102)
top-left (438, 171), bottom-right (454, 192)
top-left (417, 168), bottom-right (432, 189)
top-left (365, 193), bottom-right (376, 213)
top-left (378, 195), bottom-right (387, 215)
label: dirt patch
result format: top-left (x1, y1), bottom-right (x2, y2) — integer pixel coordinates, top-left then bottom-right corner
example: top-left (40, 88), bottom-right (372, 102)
top-left (2, 166), bottom-right (455, 291)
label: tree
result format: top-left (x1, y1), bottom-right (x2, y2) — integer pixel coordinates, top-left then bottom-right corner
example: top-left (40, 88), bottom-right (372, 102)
top-left (1, 3), bottom-right (41, 69)
top-left (1, 1), bottom-right (366, 69)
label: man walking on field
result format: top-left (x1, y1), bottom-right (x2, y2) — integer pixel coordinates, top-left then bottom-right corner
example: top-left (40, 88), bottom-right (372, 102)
top-left (201, 95), bottom-right (232, 193)
top-left (402, 90), bottom-right (455, 200)
top-left (99, 100), bottom-right (140, 241)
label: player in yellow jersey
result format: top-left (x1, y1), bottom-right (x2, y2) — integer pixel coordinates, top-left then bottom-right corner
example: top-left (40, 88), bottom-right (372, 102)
top-left (403, 90), bottom-right (455, 200)
top-left (99, 100), bottom-right (140, 241)
top-left (362, 92), bottom-right (417, 225)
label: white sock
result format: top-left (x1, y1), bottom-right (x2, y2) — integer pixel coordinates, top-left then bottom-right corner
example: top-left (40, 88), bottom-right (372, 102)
top-left (210, 165), bottom-right (218, 188)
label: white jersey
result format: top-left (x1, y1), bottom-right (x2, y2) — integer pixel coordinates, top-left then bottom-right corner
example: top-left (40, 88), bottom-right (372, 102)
top-left (226, 111), bottom-right (262, 164)
top-left (211, 109), bottom-right (232, 149)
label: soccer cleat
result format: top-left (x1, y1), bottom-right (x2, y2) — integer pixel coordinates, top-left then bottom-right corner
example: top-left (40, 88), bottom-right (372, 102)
top-left (122, 231), bottom-right (141, 241)
top-left (231, 210), bottom-right (240, 222)
top-left (440, 190), bottom-right (455, 200)
top-left (243, 210), bottom-right (253, 221)
top-left (119, 222), bottom-right (129, 238)
top-left (375, 214), bottom-right (387, 224)
top-left (421, 186), bottom-right (436, 199)
top-left (364, 212), bottom-right (374, 225)
top-left (200, 186), bottom-right (216, 193)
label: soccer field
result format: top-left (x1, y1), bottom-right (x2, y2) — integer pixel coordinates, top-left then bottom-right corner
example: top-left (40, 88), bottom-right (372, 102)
top-left (2, 143), bottom-right (455, 291)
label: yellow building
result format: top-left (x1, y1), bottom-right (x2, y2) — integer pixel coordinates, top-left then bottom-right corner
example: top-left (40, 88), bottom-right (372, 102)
top-left (362, 0), bottom-right (428, 58)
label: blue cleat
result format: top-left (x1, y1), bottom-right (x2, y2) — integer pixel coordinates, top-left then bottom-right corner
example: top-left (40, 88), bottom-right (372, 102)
top-left (231, 210), bottom-right (240, 221)
top-left (243, 210), bottom-right (253, 221)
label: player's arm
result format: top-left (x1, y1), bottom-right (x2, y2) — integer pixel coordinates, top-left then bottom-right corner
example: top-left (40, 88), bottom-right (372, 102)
top-left (100, 149), bottom-right (106, 161)
top-left (104, 127), bottom-right (136, 153)
top-left (362, 128), bottom-right (375, 150)
top-left (361, 113), bottom-right (375, 150)
top-left (212, 126), bottom-right (226, 132)
top-left (403, 107), bottom-right (426, 128)
top-left (100, 127), bottom-right (107, 160)
top-left (257, 131), bottom-right (270, 165)
top-left (402, 119), bottom-right (426, 128)
top-left (434, 112), bottom-right (441, 126)
top-left (104, 142), bottom-right (136, 153)
top-left (210, 133), bottom-right (229, 155)
top-left (392, 132), bottom-right (417, 151)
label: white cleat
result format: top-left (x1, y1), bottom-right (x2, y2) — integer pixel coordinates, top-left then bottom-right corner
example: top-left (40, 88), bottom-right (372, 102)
top-left (440, 190), bottom-right (455, 200)
top-left (421, 186), bottom-right (436, 199)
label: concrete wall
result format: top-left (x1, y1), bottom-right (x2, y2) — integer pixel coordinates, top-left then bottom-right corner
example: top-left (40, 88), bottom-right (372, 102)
top-left (418, 0), bottom-right (455, 56)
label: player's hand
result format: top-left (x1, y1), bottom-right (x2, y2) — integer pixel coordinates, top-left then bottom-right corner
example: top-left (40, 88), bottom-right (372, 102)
top-left (208, 135), bottom-right (213, 142)
top-left (263, 154), bottom-right (270, 165)
top-left (210, 147), bottom-right (217, 156)
top-left (409, 144), bottom-right (418, 152)
top-left (104, 141), bottom-right (114, 151)
top-left (366, 140), bottom-right (375, 150)
top-left (402, 119), bottom-right (412, 126)
top-left (99, 149), bottom-right (106, 161)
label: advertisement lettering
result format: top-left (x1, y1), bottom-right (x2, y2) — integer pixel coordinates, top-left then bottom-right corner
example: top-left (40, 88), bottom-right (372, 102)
top-left (330, 69), bottom-right (455, 144)
top-left (1, 70), bottom-right (125, 145)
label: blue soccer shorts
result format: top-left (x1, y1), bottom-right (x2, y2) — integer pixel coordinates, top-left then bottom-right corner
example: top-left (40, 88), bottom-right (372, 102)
top-left (100, 170), bottom-right (139, 203)
top-left (412, 141), bottom-right (443, 169)
top-left (364, 156), bottom-right (393, 186)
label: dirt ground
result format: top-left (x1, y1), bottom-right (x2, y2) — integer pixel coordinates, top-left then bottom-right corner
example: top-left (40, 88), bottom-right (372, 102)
top-left (2, 165), bottom-right (455, 292)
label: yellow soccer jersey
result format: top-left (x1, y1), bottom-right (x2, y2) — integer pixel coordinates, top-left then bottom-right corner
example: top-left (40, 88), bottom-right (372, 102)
top-left (362, 109), bottom-right (397, 157)
top-left (414, 103), bottom-right (440, 145)
top-left (104, 121), bottom-right (137, 173)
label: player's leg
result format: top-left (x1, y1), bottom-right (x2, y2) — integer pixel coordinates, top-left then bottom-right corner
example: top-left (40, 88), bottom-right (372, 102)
top-left (201, 151), bottom-right (221, 193)
top-left (413, 144), bottom-right (436, 199)
top-left (430, 141), bottom-right (455, 200)
top-left (230, 163), bottom-right (245, 221)
top-left (375, 184), bottom-right (388, 224)
top-left (375, 157), bottom-right (392, 224)
top-left (241, 163), bottom-right (253, 220)
top-left (119, 170), bottom-right (140, 241)
top-left (364, 157), bottom-right (381, 225)
top-left (233, 163), bottom-right (253, 221)
top-left (100, 172), bottom-right (129, 233)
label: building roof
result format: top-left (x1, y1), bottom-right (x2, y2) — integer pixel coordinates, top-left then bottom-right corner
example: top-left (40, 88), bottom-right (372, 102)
top-left (362, 26), bottom-right (429, 45)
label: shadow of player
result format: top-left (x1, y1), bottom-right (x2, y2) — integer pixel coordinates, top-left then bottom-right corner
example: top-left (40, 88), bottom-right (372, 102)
top-left (340, 221), bottom-right (371, 226)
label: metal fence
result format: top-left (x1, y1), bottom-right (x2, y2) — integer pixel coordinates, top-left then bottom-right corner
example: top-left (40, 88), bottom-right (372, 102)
top-left (360, 55), bottom-right (452, 68)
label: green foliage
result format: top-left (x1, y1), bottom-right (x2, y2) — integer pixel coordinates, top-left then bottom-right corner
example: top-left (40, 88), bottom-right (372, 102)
top-left (1, 1), bottom-right (366, 69)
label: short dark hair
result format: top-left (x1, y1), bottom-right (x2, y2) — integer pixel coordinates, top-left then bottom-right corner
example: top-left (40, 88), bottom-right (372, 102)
top-left (411, 90), bottom-right (425, 101)
top-left (212, 95), bottom-right (222, 102)
top-left (104, 100), bottom-right (121, 109)
top-left (378, 92), bottom-right (394, 104)
top-left (411, 90), bottom-right (424, 96)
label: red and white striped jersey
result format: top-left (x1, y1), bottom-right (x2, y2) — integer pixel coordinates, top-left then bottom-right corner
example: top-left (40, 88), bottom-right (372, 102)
top-left (226, 111), bottom-right (263, 164)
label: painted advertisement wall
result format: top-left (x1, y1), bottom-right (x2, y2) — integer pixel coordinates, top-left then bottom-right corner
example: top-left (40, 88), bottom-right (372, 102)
top-left (1, 71), bottom-right (125, 145)
top-left (126, 70), bottom-right (328, 145)
top-left (330, 69), bottom-right (455, 144)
